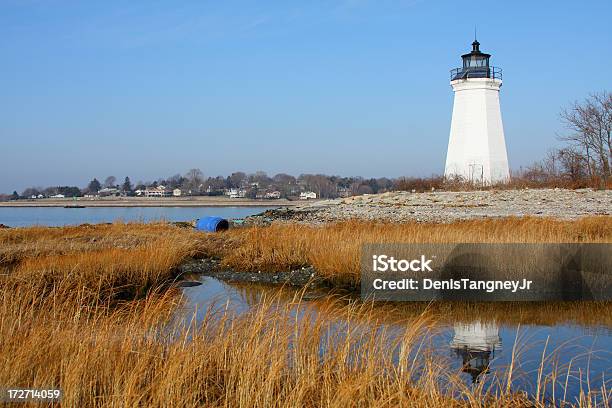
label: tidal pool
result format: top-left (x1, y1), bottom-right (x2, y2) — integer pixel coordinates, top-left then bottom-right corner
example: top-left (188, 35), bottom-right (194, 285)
top-left (174, 276), bottom-right (612, 404)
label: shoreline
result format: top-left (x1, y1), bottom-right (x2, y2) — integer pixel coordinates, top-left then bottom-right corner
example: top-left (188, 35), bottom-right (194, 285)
top-left (245, 188), bottom-right (612, 224)
top-left (0, 196), bottom-right (299, 208)
top-left (179, 258), bottom-right (326, 289)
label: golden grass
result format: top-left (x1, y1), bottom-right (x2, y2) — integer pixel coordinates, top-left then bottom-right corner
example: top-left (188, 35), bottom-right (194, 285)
top-left (0, 288), bottom-right (467, 407)
top-left (0, 222), bottom-right (205, 305)
top-left (208, 217), bottom-right (612, 286)
top-left (0, 222), bottom-right (203, 266)
top-left (0, 219), bottom-right (610, 407)
top-left (2, 285), bottom-right (608, 407)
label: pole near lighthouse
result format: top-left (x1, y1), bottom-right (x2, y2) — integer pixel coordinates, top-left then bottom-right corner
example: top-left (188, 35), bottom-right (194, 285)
top-left (445, 39), bottom-right (510, 184)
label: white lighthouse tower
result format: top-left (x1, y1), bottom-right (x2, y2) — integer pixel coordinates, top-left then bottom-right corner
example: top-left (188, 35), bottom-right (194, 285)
top-left (445, 39), bottom-right (510, 184)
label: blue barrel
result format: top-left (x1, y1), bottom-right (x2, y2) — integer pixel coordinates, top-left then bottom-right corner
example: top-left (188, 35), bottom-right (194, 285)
top-left (195, 216), bottom-right (229, 232)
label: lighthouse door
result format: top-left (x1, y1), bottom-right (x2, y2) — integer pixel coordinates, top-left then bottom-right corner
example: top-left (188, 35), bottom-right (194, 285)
top-left (468, 163), bottom-right (484, 185)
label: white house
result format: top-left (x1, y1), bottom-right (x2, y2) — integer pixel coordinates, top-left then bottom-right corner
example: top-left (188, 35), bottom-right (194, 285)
top-left (265, 191), bottom-right (281, 199)
top-left (50, 194), bottom-right (65, 198)
top-left (229, 188), bottom-right (246, 198)
top-left (172, 188), bottom-right (182, 197)
top-left (98, 187), bottom-right (119, 197)
top-left (144, 186), bottom-right (170, 197)
top-left (299, 191), bottom-right (317, 200)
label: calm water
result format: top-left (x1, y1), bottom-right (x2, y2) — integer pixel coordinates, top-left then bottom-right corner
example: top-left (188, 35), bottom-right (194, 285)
top-left (177, 277), bottom-right (612, 404)
top-left (0, 206), bottom-right (275, 227)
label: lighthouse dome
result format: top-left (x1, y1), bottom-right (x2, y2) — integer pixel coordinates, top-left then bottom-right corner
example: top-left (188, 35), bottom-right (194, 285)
top-left (450, 40), bottom-right (501, 81)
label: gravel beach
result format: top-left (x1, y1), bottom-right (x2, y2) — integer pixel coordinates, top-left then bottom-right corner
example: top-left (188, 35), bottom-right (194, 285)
top-left (245, 189), bottom-right (612, 224)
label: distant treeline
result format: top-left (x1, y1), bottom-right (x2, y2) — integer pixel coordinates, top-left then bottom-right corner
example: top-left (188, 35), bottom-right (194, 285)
top-left (2, 91), bottom-right (609, 201)
top-left (3, 172), bottom-right (437, 201)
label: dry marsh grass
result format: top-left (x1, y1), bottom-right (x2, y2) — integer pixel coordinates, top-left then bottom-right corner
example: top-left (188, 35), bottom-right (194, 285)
top-left (0, 222), bottom-right (205, 304)
top-left (2, 284), bottom-right (609, 407)
top-left (210, 217), bottom-right (612, 286)
top-left (0, 222), bottom-right (202, 266)
top-left (5, 283), bottom-right (604, 408)
top-left (0, 290), bottom-right (443, 407)
top-left (1, 219), bottom-right (611, 407)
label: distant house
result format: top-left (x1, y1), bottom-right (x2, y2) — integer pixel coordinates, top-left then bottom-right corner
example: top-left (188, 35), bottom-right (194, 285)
top-left (228, 188), bottom-right (246, 199)
top-left (172, 188), bottom-right (182, 197)
top-left (50, 194), bottom-right (65, 199)
top-left (299, 191), bottom-right (317, 200)
top-left (265, 191), bottom-right (281, 199)
top-left (98, 187), bottom-right (119, 197)
top-left (144, 185), bottom-right (170, 197)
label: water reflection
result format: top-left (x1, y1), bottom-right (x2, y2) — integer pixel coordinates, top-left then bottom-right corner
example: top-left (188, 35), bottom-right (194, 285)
top-left (450, 322), bottom-right (501, 383)
top-left (176, 277), bottom-right (611, 400)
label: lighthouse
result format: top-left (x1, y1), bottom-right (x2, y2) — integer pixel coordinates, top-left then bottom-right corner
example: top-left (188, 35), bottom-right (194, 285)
top-left (450, 321), bottom-right (502, 383)
top-left (445, 39), bottom-right (510, 184)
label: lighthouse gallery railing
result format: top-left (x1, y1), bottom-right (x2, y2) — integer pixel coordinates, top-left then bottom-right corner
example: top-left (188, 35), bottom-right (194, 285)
top-left (450, 66), bottom-right (502, 81)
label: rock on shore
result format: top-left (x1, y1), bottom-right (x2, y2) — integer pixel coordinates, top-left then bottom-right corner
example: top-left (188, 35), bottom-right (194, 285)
top-left (245, 189), bottom-right (612, 224)
top-left (179, 258), bottom-right (323, 287)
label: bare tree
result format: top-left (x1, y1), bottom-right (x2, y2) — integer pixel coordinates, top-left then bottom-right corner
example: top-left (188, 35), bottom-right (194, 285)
top-left (183, 168), bottom-right (204, 194)
top-left (204, 176), bottom-right (227, 192)
top-left (21, 187), bottom-right (42, 198)
top-left (557, 147), bottom-right (587, 182)
top-left (248, 171), bottom-right (272, 187)
top-left (299, 174), bottom-right (337, 198)
top-left (560, 91), bottom-right (611, 187)
top-left (229, 172), bottom-right (247, 188)
top-left (593, 91), bottom-right (612, 169)
top-left (560, 105), bottom-right (593, 178)
top-left (272, 173), bottom-right (296, 185)
top-left (104, 176), bottom-right (117, 188)
top-left (166, 174), bottom-right (185, 189)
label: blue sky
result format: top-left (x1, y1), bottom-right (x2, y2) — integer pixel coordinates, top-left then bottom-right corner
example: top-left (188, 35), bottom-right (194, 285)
top-left (1, 0), bottom-right (611, 193)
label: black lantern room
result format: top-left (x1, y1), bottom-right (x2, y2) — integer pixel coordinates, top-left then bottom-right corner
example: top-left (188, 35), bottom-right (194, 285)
top-left (462, 40), bottom-right (490, 71)
top-left (450, 40), bottom-right (502, 81)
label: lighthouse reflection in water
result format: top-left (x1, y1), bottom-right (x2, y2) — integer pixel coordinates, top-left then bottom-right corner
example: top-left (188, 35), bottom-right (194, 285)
top-left (450, 322), bottom-right (502, 383)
